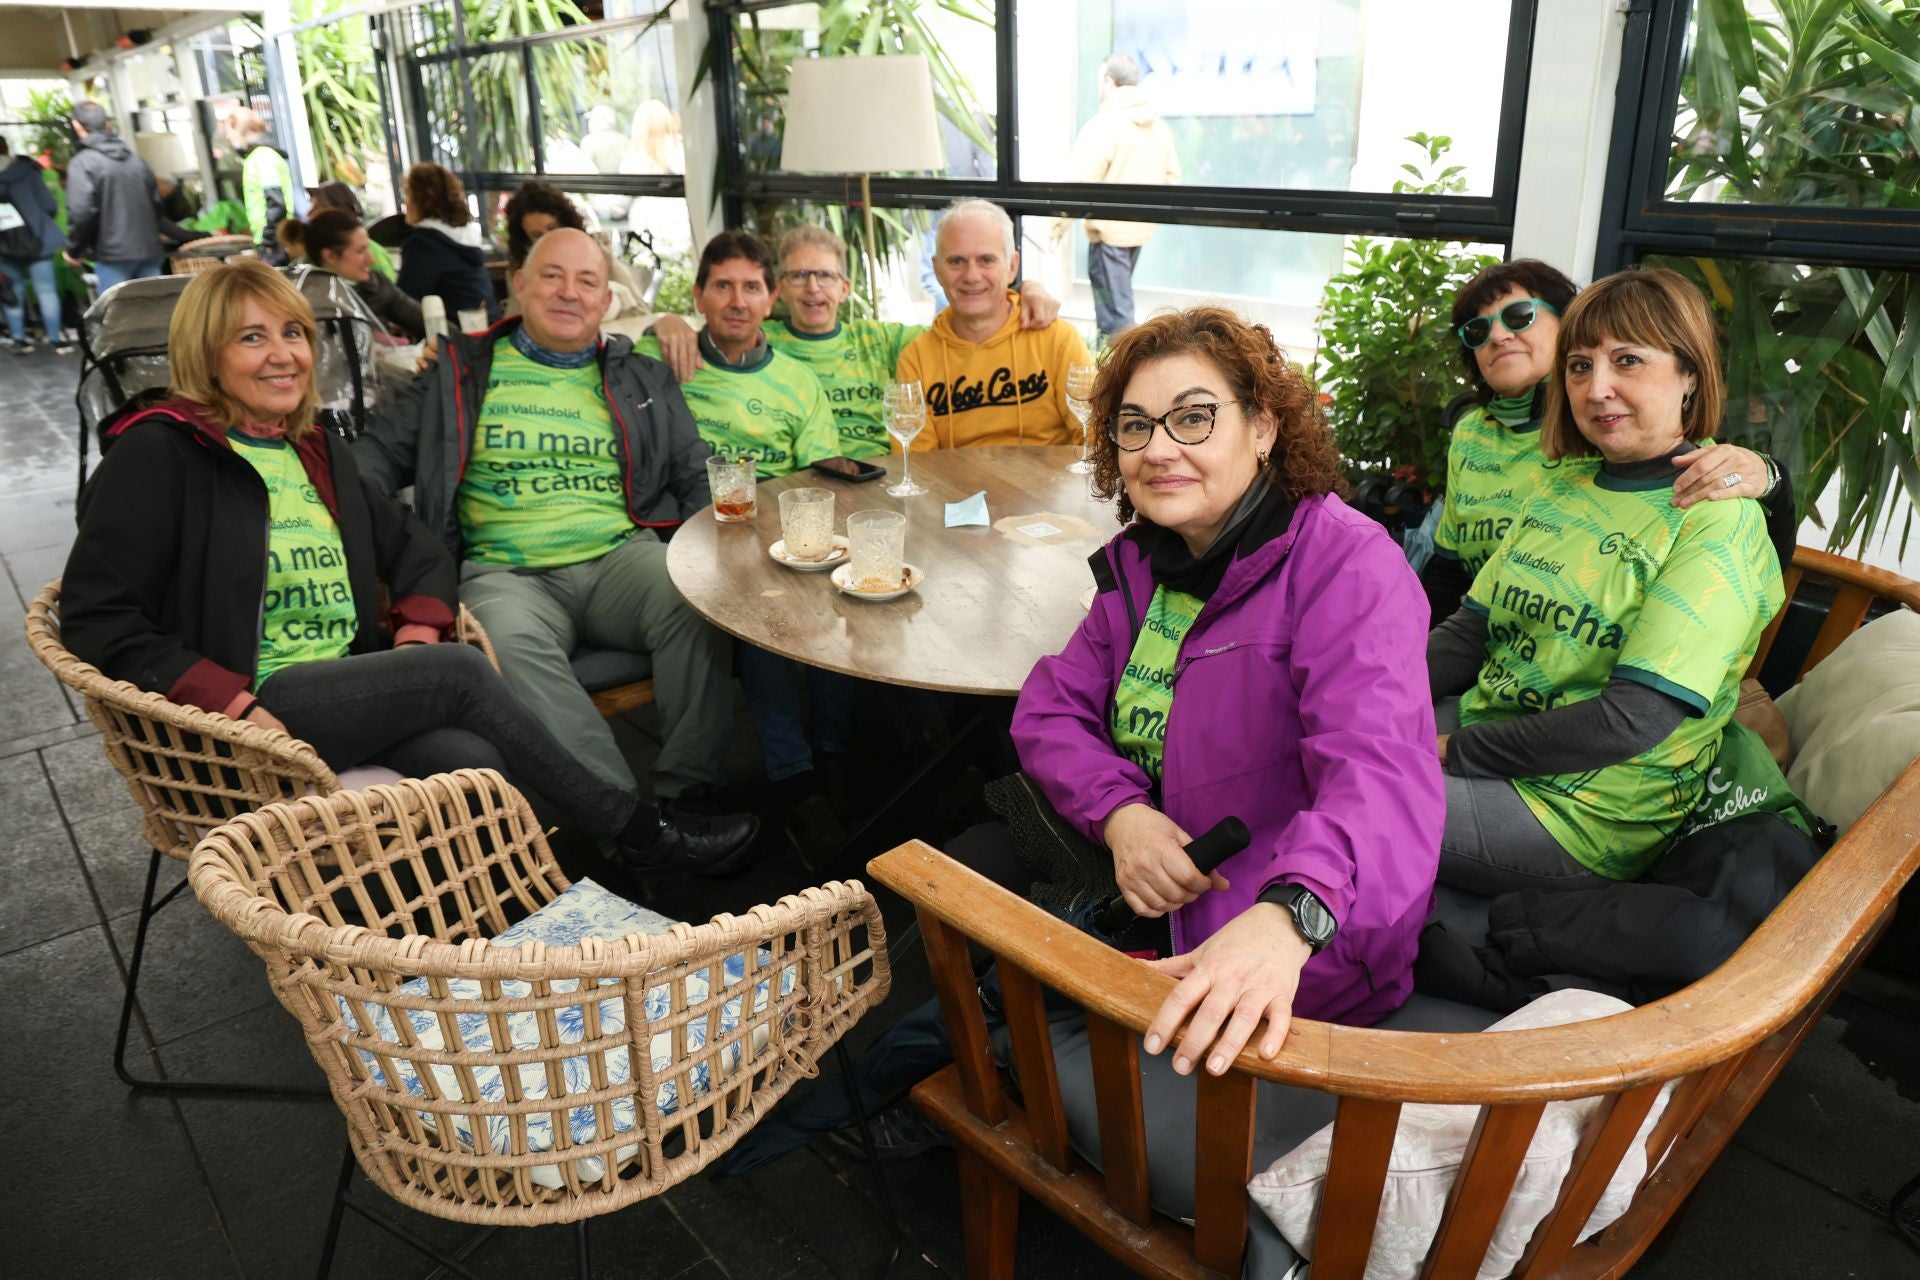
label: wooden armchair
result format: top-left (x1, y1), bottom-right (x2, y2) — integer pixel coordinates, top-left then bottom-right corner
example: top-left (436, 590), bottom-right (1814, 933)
top-left (188, 770), bottom-right (890, 1275)
top-left (867, 547), bottom-right (1920, 1279)
top-left (23, 580), bottom-right (500, 1096)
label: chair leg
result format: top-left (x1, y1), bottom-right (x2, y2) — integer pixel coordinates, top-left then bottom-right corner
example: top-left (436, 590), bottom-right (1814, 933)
top-left (834, 1039), bottom-right (905, 1280)
top-left (321, 1139), bottom-right (492, 1280)
top-left (114, 846), bottom-right (327, 1099)
top-left (955, 1146), bottom-right (1019, 1280)
top-left (314, 1146), bottom-right (355, 1280)
top-left (575, 1217), bottom-right (591, 1280)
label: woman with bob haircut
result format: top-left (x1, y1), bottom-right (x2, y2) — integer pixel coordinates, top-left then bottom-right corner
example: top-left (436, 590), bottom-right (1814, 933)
top-left (1421, 258), bottom-right (1791, 627)
top-left (60, 262), bottom-right (730, 871)
top-left (395, 162), bottom-right (497, 319)
top-left (278, 206), bottom-right (424, 340)
top-left (1427, 266), bottom-right (1784, 894)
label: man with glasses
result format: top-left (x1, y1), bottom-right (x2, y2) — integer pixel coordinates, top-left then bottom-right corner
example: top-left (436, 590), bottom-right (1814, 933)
top-left (647, 225), bottom-right (1060, 459)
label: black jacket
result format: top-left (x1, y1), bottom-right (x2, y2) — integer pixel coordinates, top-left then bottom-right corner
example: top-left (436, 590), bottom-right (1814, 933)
top-left (0, 156), bottom-right (63, 258)
top-left (356, 269), bottom-right (425, 341)
top-left (395, 223), bottom-right (497, 318)
top-left (65, 132), bottom-right (168, 262)
top-left (62, 401), bottom-right (457, 714)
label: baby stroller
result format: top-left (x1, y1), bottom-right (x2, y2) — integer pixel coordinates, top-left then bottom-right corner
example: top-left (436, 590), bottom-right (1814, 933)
top-left (75, 268), bottom-right (387, 496)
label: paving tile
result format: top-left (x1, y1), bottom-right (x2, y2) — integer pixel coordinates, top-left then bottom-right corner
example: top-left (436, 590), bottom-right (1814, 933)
top-left (0, 820), bottom-right (97, 957)
top-left (4, 535), bottom-right (73, 596)
top-left (106, 887), bottom-right (280, 1049)
top-left (0, 657), bottom-right (80, 735)
top-left (0, 749), bottom-right (66, 835)
top-left (40, 732), bottom-right (143, 826)
top-left (68, 808), bottom-right (159, 922)
top-left (0, 482), bottom-right (75, 555)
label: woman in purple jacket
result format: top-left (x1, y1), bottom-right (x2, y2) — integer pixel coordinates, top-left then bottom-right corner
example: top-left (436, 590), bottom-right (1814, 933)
top-left (1007, 306), bottom-right (1444, 1079)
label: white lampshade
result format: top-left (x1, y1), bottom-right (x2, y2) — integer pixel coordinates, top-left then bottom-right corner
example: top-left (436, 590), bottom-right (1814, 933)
top-left (779, 54), bottom-right (946, 175)
top-left (134, 130), bottom-right (196, 177)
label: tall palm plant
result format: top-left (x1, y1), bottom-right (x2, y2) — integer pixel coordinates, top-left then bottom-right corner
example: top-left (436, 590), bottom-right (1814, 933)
top-left (1663, 0), bottom-right (1920, 554)
top-left (292, 0), bottom-right (385, 185)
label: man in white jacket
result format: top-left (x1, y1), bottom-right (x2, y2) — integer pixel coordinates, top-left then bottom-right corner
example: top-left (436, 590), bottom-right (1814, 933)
top-left (1055, 53), bottom-right (1181, 341)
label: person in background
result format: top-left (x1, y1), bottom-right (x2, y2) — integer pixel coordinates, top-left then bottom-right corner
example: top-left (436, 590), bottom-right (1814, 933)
top-left (503, 180), bottom-right (589, 272)
top-left (580, 104), bottom-right (630, 178)
top-left (0, 135), bottom-right (69, 353)
top-left (63, 101), bottom-right (179, 292)
top-left (358, 228), bottom-right (756, 871)
top-left (1051, 52), bottom-right (1181, 341)
top-left (60, 261), bottom-right (697, 872)
top-left (221, 109), bottom-right (295, 263)
top-left (1427, 267), bottom-right (1783, 895)
top-left (1421, 258), bottom-right (1792, 627)
top-left (278, 208), bottom-right (424, 341)
top-left (898, 198), bottom-right (1093, 450)
top-left (308, 180), bottom-right (397, 279)
top-left (394, 163), bottom-right (496, 320)
top-left (647, 225), bottom-right (1061, 460)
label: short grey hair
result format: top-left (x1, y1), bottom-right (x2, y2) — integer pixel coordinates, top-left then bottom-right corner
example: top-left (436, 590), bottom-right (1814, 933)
top-left (938, 198), bottom-right (1016, 262)
top-left (778, 225), bottom-right (848, 274)
top-left (1101, 53), bottom-right (1140, 87)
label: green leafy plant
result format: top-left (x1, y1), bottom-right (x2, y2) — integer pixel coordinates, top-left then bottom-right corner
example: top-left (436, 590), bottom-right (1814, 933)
top-left (1314, 134), bottom-right (1498, 490)
top-left (293, 0), bottom-right (384, 185)
top-left (1666, 0), bottom-right (1920, 554)
top-left (24, 88), bottom-right (73, 170)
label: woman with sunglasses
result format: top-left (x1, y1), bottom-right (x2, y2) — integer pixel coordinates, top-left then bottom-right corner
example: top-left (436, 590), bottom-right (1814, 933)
top-left (1421, 260), bottom-right (1793, 626)
top-left (1426, 268), bottom-right (1784, 896)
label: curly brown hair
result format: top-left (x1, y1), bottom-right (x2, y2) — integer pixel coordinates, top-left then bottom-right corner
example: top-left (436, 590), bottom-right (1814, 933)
top-left (403, 163), bottom-right (471, 227)
top-left (1089, 307), bottom-right (1347, 524)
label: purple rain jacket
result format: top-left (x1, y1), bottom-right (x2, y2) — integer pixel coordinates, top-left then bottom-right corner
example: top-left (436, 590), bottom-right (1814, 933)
top-left (1011, 492), bottom-right (1443, 1027)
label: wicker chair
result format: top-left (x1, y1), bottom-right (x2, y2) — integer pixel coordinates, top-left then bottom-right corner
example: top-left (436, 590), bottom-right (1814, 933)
top-left (23, 580), bottom-right (499, 1096)
top-left (187, 770), bottom-right (891, 1276)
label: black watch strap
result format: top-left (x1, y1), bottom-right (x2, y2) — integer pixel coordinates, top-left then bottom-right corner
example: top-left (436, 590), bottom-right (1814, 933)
top-left (1257, 882), bottom-right (1336, 953)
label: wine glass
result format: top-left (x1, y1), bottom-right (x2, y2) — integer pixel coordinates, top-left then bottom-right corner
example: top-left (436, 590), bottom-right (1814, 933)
top-left (884, 381), bottom-right (928, 497)
top-left (1065, 361), bottom-right (1098, 474)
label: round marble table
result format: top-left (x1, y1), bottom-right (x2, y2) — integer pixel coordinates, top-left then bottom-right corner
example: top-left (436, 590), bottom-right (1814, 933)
top-left (666, 446), bottom-right (1119, 696)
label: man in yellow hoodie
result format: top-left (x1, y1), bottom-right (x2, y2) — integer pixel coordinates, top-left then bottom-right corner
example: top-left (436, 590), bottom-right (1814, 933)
top-left (899, 199), bottom-right (1094, 452)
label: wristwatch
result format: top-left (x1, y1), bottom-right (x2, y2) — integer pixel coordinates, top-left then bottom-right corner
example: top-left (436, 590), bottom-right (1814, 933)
top-left (1258, 883), bottom-right (1337, 953)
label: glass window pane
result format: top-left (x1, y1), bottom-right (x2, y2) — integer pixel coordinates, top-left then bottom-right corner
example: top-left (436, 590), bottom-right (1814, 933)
top-left (531, 19), bottom-right (684, 179)
top-left (1667, 1), bottom-right (1920, 210)
top-left (1016, 0), bottom-right (1510, 196)
top-left (732, 3), bottom-right (998, 178)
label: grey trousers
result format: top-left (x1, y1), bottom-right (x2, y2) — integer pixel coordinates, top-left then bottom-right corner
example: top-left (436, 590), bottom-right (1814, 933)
top-left (460, 532), bottom-right (733, 798)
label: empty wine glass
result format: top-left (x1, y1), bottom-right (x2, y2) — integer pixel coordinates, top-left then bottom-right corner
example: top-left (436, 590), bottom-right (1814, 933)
top-left (884, 380), bottom-right (928, 497)
top-left (1065, 361), bottom-right (1098, 474)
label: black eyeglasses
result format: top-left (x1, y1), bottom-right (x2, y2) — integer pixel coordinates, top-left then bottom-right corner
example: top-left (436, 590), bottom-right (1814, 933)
top-left (1457, 297), bottom-right (1559, 350)
top-left (1107, 401), bottom-right (1241, 451)
top-left (780, 269), bottom-right (845, 287)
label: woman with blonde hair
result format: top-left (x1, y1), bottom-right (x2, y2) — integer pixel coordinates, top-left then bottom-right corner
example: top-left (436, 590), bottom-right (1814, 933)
top-left (60, 262), bottom-right (737, 873)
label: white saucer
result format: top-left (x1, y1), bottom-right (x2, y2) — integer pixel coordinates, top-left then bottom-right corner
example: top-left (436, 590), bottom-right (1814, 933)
top-left (831, 562), bottom-right (924, 602)
top-left (769, 535), bottom-right (849, 571)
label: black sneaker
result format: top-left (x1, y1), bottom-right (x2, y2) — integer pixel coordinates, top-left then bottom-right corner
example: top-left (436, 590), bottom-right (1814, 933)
top-left (823, 1101), bottom-right (953, 1161)
top-left (620, 808), bottom-right (760, 879)
top-left (8, 339), bottom-right (31, 354)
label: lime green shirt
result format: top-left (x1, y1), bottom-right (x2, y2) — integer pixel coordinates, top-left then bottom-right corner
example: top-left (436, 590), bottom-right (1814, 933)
top-left (241, 146), bottom-right (294, 242)
top-left (763, 318), bottom-right (922, 460)
top-left (1109, 585), bottom-right (1205, 786)
top-left (368, 239), bottom-right (397, 282)
top-left (1433, 403), bottom-right (1599, 581)
top-left (636, 335), bottom-right (840, 478)
top-left (1461, 460), bottom-right (1783, 878)
top-left (457, 341), bottom-right (635, 568)
top-left (230, 434), bottom-right (357, 685)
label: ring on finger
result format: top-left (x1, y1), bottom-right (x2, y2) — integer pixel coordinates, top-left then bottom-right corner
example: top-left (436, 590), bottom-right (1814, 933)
top-left (1722, 472), bottom-right (1742, 489)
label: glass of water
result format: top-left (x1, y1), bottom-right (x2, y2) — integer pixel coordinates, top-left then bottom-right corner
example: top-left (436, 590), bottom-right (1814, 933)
top-left (778, 486), bottom-right (836, 561)
top-left (884, 381), bottom-right (928, 497)
top-left (1066, 361), bottom-right (1098, 474)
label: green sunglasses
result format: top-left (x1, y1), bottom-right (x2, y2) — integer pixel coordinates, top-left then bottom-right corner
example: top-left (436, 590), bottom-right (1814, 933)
top-left (1457, 297), bottom-right (1559, 350)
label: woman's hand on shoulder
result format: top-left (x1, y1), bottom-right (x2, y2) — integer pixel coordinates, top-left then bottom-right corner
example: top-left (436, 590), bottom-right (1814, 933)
top-left (1670, 443), bottom-right (1769, 508)
top-left (1102, 802), bottom-right (1224, 918)
top-left (1144, 903), bottom-right (1313, 1076)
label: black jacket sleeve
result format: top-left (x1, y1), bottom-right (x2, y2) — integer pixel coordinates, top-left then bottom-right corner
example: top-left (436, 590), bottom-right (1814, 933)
top-left (361, 272), bottom-right (425, 342)
top-left (355, 362), bottom-right (434, 493)
top-left (1420, 553), bottom-right (1473, 631)
top-left (1761, 455), bottom-right (1797, 572)
top-left (1447, 677), bottom-right (1693, 779)
top-left (656, 375), bottom-right (712, 519)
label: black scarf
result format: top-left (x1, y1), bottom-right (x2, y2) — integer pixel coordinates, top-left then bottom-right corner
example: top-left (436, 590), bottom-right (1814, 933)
top-left (1140, 476), bottom-right (1295, 602)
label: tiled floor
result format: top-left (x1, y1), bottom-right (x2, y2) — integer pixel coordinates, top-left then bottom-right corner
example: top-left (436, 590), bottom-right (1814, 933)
top-left (2, 343), bottom-right (1917, 1279)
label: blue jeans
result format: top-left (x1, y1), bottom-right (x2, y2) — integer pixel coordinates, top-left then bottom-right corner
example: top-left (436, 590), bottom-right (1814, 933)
top-left (93, 256), bottom-right (164, 294)
top-left (0, 255), bottom-right (60, 342)
top-left (735, 643), bottom-right (856, 782)
top-left (1086, 241), bottom-right (1141, 339)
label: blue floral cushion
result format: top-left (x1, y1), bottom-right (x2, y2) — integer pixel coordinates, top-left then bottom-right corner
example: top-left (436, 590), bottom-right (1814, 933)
top-left (340, 879), bottom-right (797, 1187)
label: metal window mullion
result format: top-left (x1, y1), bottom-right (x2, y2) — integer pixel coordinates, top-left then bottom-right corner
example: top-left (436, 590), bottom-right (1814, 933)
top-left (1489, 0), bottom-right (1540, 212)
top-left (710, 2), bottom-right (745, 231)
top-left (524, 42), bottom-right (546, 175)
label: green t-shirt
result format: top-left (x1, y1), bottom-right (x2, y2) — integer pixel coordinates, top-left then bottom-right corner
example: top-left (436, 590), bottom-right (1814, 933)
top-left (231, 434), bottom-right (357, 686)
top-left (763, 318), bottom-right (922, 460)
top-left (458, 341), bottom-right (635, 568)
top-left (1433, 402), bottom-right (1599, 581)
top-left (1460, 460), bottom-right (1783, 878)
top-left (636, 336), bottom-right (840, 478)
top-left (1109, 585), bottom-right (1205, 786)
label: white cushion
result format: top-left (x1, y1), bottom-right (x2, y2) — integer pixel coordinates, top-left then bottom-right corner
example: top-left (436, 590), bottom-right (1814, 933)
top-left (339, 878), bottom-right (796, 1188)
top-left (1777, 610), bottom-right (1920, 833)
top-left (1248, 990), bottom-right (1673, 1280)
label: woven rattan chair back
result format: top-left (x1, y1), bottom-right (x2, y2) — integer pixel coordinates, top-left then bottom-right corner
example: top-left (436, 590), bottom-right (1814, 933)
top-left (189, 770), bottom-right (891, 1226)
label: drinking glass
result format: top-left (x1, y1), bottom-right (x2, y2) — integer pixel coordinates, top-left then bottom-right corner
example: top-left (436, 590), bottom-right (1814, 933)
top-left (707, 456), bottom-right (757, 524)
top-left (778, 486), bottom-right (836, 561)
top-left (884, 381), bottom-right (928, 497)
top-left (1066, 361), bottom-right (1098, 474)
top-left (846, 509), bottom-right (907, 591)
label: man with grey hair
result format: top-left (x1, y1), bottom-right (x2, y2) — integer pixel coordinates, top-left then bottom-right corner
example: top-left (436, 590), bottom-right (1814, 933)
top-left (1052, 51), bottom-right (1181, 339)
top-left (898, 198), bottom-right (1092, 449)
top-left (63, 101), bottom-right (175, 292)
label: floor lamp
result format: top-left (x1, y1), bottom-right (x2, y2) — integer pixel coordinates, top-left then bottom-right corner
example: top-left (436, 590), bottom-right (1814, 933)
top-left (779, 55), bottom-right (946, 315)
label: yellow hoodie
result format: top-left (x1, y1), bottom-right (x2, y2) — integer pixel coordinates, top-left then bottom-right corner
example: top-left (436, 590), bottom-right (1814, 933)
top-left (896, 291), bottom-right (1093, 451)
